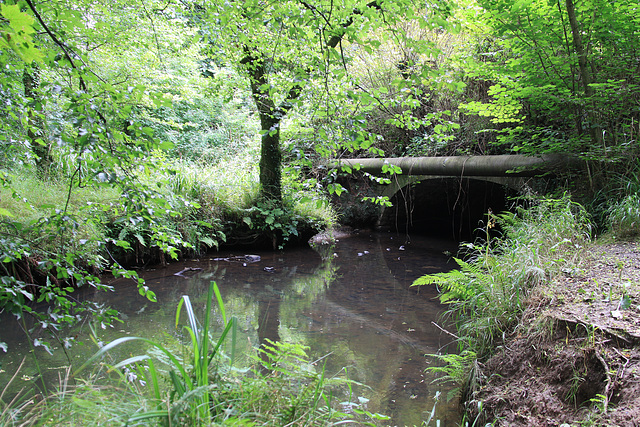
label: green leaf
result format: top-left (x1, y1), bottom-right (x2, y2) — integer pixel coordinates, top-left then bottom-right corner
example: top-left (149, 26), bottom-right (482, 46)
top-left (72, 396), bottom-right (95, 409)
top-left (158, 140), bottom-right (174, 150)
top-left (146, 290), bottom-right (157, 302)
top-left (126, 411), bottom-right (170, 423)
top-left (0, 4), bottom-right (43, 63)
top-left (115, 240), bottom-right (131, 250)
top-left (327, 183), bottom-right (346, 196)
top-left (133, 233), bottom-right (146, 246)
top-left (2, 4), bottom-right (35, 34)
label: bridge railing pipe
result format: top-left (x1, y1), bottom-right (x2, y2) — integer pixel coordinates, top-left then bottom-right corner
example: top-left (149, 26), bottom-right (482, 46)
top-left (333, 154), bottom-right (582, 177)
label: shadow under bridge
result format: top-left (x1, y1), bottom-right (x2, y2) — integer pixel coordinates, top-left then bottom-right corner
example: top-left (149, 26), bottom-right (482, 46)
top-left (335, 154), bottom-right (583, 240)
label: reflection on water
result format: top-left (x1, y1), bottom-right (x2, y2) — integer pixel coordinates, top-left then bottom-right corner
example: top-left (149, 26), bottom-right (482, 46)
top-left (0, 232), bottom-right (461, 426)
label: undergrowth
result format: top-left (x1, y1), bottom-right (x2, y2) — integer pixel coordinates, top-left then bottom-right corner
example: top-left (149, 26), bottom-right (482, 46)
top-left (608, 194), bottom-right (640, 238)
top-left (413, 196), bottom-right (591, 400)
top-left (1, 146), bottom-right (335, 269)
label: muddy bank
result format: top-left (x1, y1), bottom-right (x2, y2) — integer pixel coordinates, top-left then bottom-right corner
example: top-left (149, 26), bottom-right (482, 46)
top-left (466, 240), bottom-right (640, 426)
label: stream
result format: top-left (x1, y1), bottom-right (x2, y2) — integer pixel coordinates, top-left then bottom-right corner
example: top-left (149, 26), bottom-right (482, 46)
top-left (1, 231), bottom-right (461, 426)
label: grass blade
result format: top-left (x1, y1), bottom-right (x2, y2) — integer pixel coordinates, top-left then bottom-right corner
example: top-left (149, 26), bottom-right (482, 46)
top-left (112, 355), bottom-right (151, 370)
top-left (208, 317), bottom-right (235, 365)
top-left (75, 336), bottom-right (194, 391)
top-left (213, 281), bottom-right (226, 325)
top-left (182, 295), bottom-right (200, 347)
top-left (126, 410), bottom-right (170, 425)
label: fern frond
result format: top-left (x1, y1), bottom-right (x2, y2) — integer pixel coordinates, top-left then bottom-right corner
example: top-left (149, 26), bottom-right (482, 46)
top-left (427, 350), bottom-right (478, 402)
top-left (411, 273), bottom-right (453, 287)
top-left (413, 258), bottom-right (488, 304)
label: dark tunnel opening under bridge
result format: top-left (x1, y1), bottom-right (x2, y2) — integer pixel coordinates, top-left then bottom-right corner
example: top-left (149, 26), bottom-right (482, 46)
top-left (377, 177), bottom-right (522, 241)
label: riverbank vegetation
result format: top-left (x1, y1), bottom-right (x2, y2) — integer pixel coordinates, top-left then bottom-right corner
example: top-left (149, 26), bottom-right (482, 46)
top-left (414, 196), bottom-right (591, 354)
top-left (413, 193), bottom-right (640, 424)
top-left (1, 0), bottom-right (640, 424)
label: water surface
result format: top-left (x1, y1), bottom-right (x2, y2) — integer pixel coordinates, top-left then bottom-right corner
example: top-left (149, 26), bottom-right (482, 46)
top-left (1, 231), bottom-right (461, 426)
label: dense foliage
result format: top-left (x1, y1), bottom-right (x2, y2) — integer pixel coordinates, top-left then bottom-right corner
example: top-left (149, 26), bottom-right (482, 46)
top-left (447, 0), bottom-right (640, 192)
top-left (1, 0), bottom-right (639, 423)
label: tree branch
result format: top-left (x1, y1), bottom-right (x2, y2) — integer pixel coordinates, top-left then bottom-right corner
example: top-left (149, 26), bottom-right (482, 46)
top-left (299, 0), bottom-right (331, 27)
top-left (24, 0), bottom-right (86, 91)
top-left (242, 47), bottom-right (276, 122)
top-left (325, 0), bottom-right (382, 48)
top-left (277, 79), bottom-right (305, 115)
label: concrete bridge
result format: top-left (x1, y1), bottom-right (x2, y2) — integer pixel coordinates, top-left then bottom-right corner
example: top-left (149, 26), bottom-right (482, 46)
top-left (334, 154), bottom-right (584, 239)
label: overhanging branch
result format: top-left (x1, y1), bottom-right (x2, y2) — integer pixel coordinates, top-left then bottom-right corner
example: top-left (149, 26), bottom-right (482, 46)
top-left (24, 0), bottom-right (86, 91)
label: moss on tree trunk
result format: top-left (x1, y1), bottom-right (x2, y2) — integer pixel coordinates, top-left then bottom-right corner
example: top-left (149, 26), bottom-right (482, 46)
top-left (258, 119), bottom-right (282, 202)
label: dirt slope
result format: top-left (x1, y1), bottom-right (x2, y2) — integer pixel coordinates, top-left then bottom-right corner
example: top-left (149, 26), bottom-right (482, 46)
top-left (467, 240), bottom-right (640, 427)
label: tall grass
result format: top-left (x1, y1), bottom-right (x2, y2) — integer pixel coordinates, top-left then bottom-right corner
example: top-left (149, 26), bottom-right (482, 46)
top-left (413, 196), bottom-right (591, 356)
top-left (0, 174), bottom-right (83, 220)
top-left (0, 169), bottom-right (120, 270)
top-left (412, 196), bottom-right (592, 407)
top-left (585, 162), bottom-right (640, 235)
top-left (165, 154), bottom-right (335, 226)
top-left (167, 156), bottom-right (260, 214)
top-left (3, 374), bottom-right (153, 426)
top-left (0, 170), bottom-right (119, 232)
top-left (74, 281), bottom-right (236, 425)
top-left (608, 192), bottom-right (640, 238)
top-left (157, 153), bottom-right (335, 248)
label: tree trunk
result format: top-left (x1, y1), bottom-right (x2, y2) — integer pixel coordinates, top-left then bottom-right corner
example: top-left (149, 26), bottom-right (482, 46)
top-left (565, 0), bottom-right (603, 150)
top-left (258, 117), bottom-right (283, 202)
top-left (243, 50), bottom-right (285, 204)
top-left (23, 64), bottom-right (51, 173)
top-left (565, 0), bottom-right (593, 97)
top-left (244, 52), bottom-right (304, 205)
top-left (238, 3), bottom-right (382, 204)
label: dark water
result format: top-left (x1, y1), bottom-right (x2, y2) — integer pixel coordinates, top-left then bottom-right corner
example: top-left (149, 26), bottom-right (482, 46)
top-left (1, 232), bottom-right (461, 426)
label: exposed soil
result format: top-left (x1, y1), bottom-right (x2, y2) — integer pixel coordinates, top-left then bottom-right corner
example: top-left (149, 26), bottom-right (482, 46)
top-left (467, 239), bottom-right (640, 427)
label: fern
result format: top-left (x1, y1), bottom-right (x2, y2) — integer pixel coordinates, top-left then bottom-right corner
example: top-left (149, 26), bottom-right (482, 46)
top-left (199, 236), bottom-right (216, 248)
top-left (412, 258), bottom-right (488, 304)
top-left (427, 350), bottom-right (478, 402)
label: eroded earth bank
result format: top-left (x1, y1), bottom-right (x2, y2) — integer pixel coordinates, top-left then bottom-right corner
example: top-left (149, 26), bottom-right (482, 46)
top-left (466, 241), bottom-right (640, 426)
